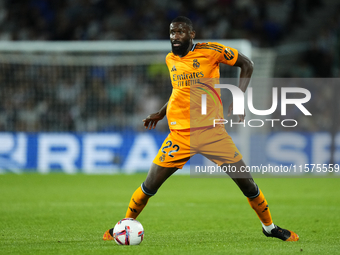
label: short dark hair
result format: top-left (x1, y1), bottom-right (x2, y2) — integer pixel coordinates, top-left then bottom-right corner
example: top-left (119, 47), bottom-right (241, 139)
top-left (171, 16), bottom-right (193, 31)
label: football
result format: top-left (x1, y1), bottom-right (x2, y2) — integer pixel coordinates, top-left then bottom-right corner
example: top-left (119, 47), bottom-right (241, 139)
top-left (113, 218), bottom-right (144, 245)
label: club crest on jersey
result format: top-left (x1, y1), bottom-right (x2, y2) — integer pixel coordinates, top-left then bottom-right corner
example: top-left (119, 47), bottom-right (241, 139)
top-left (171, 65), bottom-right (177, 72)
top-left (193, 59), bottom-right (200, 69)
top-left (224, 47), bottom-right (235, 60)
top-left (159, 154), bottom-right (166, 162)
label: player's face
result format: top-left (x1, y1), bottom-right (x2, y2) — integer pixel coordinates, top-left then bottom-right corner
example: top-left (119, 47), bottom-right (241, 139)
top-left (170, 22), bottom-right (195, 57)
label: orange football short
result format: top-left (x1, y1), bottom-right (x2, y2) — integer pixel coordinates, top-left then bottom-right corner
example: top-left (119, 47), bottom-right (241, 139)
top-left (153, 125), bottom-right (242, 169)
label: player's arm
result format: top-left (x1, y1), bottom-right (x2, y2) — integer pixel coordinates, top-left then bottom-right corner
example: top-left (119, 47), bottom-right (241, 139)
top-left (143, 101), bottom-right (168, 130)
top-left (233, 52), bottom-right (254, 92)
top-left (229, 52), bottom-right (254, 122)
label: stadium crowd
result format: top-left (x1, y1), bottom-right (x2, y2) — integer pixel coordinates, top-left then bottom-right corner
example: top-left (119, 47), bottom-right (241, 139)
top-left (0, 0), bottom-right (322, 46)
top-left (0, 64), bottom-right (171, 132)
top-left (0, 0), bottom-right (338, 133)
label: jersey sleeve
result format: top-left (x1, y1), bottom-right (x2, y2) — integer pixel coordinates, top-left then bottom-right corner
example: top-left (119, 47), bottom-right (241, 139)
top-left (208, 42), bottom-right (239, 66)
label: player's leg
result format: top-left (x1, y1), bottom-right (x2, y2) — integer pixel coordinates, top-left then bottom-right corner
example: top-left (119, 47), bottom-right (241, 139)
top-left (223, 159), bottom-right (299, 241)
top-left (103, 163), bottom-right (178, 240)
top-left (124, 129), bottom-right (189, 221)
top-left (104, 130), bottom-right (191, 240)
top-left (124, 130), bottom-right (190, 220)
top-left (199, 126), bottom-right (298, 241)
top-left (125, 163), bottom-right (178, 219)
top-left (222, 160), bottom-right (273, 227)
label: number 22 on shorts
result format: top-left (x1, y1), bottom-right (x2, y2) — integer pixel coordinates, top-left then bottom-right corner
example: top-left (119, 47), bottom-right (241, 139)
top-left (161, 140), bottom-right (180, 158)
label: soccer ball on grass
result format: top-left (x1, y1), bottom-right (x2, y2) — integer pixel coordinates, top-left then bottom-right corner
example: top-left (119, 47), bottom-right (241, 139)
top-left (113, 218), bottom-right (144, 245)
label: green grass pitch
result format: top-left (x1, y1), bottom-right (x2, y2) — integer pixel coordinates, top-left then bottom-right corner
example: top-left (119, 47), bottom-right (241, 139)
top-left (1, 174), bottom-right (339, 255)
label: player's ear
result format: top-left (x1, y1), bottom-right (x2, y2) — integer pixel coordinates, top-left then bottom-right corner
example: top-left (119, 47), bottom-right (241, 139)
top-left (190, 30), bottom-right (196, 39)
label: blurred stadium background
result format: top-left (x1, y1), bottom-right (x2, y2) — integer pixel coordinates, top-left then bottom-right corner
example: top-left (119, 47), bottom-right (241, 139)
top-left (0, 0), bottom-right (339, 174)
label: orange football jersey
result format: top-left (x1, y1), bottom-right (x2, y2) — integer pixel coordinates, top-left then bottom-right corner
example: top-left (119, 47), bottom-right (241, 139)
top-left (165, 42), bottom-right (239, 130)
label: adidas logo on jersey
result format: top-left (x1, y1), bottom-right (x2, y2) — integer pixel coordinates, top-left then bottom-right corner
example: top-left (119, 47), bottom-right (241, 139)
top-left (234, 152), bottom-right (239, 158)
top-left (171, 65), bottom-right (177, 72)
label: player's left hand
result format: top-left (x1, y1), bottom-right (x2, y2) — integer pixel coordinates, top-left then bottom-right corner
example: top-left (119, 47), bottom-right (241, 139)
top-left (228, 102), bottom-right (245, 123)
top-left (143, 112), bottom-right (165, 130)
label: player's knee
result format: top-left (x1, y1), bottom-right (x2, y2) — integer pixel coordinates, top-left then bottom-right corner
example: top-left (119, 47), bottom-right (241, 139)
top-left (141, 182), bottom-right (158, 196)
top-left (241, 181), bottom-right (259, 198)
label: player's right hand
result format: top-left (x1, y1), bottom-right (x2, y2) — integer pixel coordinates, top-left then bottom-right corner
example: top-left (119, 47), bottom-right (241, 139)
top-left (143, 112), bottom-right (165, 130)
top-left (228, 102), bottom-right (245, 122)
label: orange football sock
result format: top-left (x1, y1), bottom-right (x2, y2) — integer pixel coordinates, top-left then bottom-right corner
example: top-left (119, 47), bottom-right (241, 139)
top-left (247, 189), bottom-right (273, 226)
top-left (125, 186), bottom-right (151, 219)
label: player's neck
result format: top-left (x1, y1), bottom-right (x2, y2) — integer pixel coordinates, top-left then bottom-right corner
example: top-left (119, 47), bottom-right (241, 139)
top-left (175, 42), bottom-right (193, 58)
